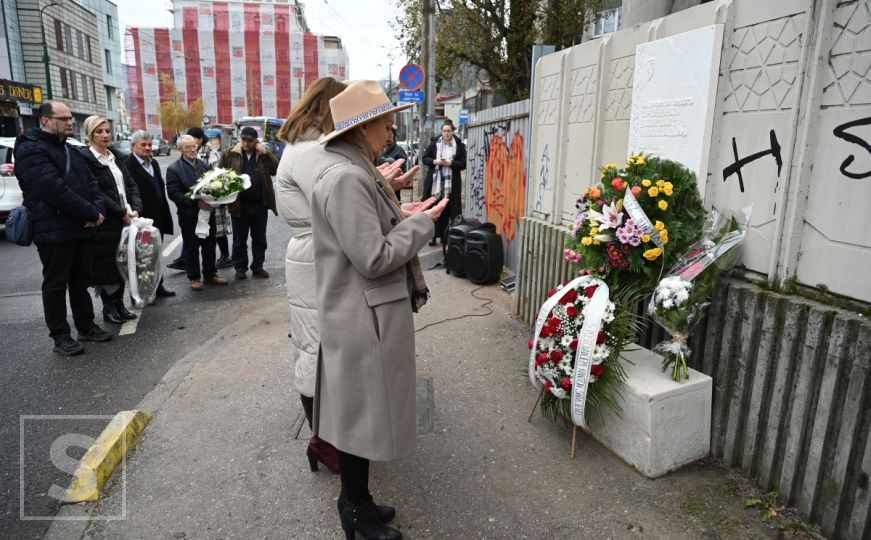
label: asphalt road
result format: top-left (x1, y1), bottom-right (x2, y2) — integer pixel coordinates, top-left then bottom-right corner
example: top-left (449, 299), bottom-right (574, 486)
top-left (0, 154), bottom-right (291, 539)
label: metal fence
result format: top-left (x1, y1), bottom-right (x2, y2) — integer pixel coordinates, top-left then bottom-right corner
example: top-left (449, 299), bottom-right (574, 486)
top-left (463, 99), bottom-right (530, 271)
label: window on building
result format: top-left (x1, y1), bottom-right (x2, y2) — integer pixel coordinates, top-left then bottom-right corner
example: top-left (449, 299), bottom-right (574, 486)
top-left (91, 79), bottom-right (97, 104)
top-left (80, 73), bottom-right (89, 102)
top-left (76, 30), bottom-right (84, 59)
top-left (60, 69), bottom-right (68, 98)
top-left (105, 49), bottom-right (112, 74)
top-left (54, 19), bottom-right (63, 51)
top-left (593, 8), bottom-right (621, 37)
top-left (64, 24), bottom-right (73, 55)
top-left (105, 87), bottom-right (113, 109)
top-left (87, 36), bottom-right (93, 63)
top-left (107, 14), bottom-right (114, 39)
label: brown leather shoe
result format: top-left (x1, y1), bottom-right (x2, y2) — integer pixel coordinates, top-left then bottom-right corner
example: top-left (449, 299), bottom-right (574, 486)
top-left (190, 279), bottom-right (203, 291)
top-left (205, 276), bottom-right (228, 286)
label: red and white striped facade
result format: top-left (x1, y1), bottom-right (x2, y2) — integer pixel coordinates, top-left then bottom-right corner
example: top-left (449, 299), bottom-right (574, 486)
top-left (125, 0), bottom-right (348, 138)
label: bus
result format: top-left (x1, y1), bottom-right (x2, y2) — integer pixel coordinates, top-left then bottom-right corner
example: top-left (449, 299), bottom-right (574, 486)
top-left (235, 116), bottom-right (286, 158)
top-left (205, 124), bottom-right (236, 150)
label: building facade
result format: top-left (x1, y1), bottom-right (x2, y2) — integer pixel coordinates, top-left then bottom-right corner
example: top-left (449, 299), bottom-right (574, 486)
top-left (0, 0), bottom-right (41, 135)
top-left (126, 0), bottom-right (349, 138)
top-left (75, 0), bottom-right (124, 133)
top-left (14, 0), bottom-right (108, 139)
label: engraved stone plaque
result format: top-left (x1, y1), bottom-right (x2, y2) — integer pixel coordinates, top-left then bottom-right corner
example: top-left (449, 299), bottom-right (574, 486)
top-left (628, 25), bottom-right (724, 198)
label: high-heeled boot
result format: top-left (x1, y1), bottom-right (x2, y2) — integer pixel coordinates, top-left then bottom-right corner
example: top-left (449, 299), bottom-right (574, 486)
top-left (338, 488), bottom-right (395, 524)
top-left (100, 290), bottom-right (123, 324)
top-left (114, 290), bottom-right (137, 321)
top-left (339, 498), bottom-right (402, 540)
top-left (300, 395), bottom-right (340, 473)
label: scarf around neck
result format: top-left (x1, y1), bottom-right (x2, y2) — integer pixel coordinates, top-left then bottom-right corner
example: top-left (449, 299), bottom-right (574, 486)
top-left (433, 137), bottom-right (455, 198)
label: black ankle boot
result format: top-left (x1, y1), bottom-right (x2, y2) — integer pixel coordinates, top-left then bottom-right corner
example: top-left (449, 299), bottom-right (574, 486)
top-left (338, 490), bottom-right (395, 524)
top-left (114, 296), bottom-right (137, 320)
top-left (100, 291), bottom-right (124, 324)
top-left (339, 499), bottom-right (401, 540)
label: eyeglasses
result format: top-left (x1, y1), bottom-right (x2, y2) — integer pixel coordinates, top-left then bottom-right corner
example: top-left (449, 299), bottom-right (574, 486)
top-left (49, 116), bottom-right (74, 122)
top-left (180, 144), bottom-right (198, 150)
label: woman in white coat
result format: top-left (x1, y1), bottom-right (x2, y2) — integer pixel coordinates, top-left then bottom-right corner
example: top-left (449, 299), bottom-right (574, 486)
top-left (275, 77), bottom-right (347, 473)
top-left (309, 81), bottom-right (448, 540)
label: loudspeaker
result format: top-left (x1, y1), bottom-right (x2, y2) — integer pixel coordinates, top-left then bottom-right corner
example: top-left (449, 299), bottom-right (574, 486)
top-left (445, 222), bottom-right (476, 277)
top-left (464, 229), bottom-right (503, 284)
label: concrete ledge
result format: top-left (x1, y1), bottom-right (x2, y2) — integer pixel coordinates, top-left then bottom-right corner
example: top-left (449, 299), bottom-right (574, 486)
top-left (585, 346), bottom-right (712, 478)
top-left (64, 410), bottom-right (152, 503)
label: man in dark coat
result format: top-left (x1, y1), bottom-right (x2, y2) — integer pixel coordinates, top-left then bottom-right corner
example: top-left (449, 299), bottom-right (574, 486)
top-left (14, 101), bottom-right (112, 355)
top-left (124, 130), bottom-right (175, 298)
top-left (219, 126), bottom-right (278, 280)
top-left (165, 134), bottom-right (229, 291)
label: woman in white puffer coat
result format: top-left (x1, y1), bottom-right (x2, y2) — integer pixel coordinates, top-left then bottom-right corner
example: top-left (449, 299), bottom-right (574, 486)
top-left (275, 77), bottom-right (347, 473)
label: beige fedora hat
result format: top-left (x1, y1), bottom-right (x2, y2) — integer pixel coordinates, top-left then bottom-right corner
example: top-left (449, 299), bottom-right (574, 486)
top-left (321, 80), bottom-right (412, 144)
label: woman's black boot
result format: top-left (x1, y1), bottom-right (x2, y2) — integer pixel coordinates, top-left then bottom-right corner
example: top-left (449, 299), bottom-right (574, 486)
top-left (114, 290), bottom-right (137, 320)
top-left (338, 489), bottom-right (395, 524)
top-left (339, 499), bottom-right (401, 540)
top-left (100, 291), bottom-right (124, 324)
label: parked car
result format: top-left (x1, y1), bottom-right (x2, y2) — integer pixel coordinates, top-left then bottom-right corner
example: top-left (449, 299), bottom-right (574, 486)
top-left (0, 137), bottom-right (20, 225)
top-left (152, 138), bottom-right (171, 156)
top-left (111, 140), bottom-right (132, 157)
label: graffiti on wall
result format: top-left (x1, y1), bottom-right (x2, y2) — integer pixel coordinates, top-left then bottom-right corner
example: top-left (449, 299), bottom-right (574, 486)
top-left (466, 121), bottom-right (529, 242)
top-left (485, 130), bottom-right (527, 243)
top-left (467, 136), bottom-right (487, 218)
top-left (833, 116), bottom-right (871, 180)
top-left (534, 144), bottom-right (550, 215)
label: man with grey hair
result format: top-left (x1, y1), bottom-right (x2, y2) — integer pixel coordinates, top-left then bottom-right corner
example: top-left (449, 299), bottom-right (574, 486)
top-left (165, 135), bottom-right (228, 290)
top-left (124, 130), bottom-right (175, 297)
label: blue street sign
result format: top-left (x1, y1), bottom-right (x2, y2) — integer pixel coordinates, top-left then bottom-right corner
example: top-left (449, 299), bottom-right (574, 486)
top-left (398, 90), bottom-right (425, 103)
top-left (399, 64), bottom-right (425, 91)
top-left (458, 108), bottom-right (469, 125)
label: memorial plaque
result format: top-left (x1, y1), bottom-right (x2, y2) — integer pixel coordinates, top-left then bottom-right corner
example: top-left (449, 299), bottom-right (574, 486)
top-left (628, 25), bottom-right (723, 198)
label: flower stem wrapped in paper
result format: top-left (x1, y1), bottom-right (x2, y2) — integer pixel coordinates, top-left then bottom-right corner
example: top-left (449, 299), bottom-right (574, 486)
top-left (186, 168), bottom-right (250, 238)
top-left (649, 207), bottom-right (751, 382)
top-left (116, 217), bottom-right (163, 307)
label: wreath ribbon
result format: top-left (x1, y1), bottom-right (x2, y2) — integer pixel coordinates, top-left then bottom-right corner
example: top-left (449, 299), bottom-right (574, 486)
top-left (623, 188), bottom-right (663, 248)
top-left (126, 217), bottom-right (154, 307)
top-left (528, 276), bottom-right (610, 427)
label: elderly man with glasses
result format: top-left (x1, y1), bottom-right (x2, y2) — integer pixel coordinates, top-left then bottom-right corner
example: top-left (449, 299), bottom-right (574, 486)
top-left (14, 100), bottom-right (112, 356)
top-left (165, 134), bottom-right (229, 291)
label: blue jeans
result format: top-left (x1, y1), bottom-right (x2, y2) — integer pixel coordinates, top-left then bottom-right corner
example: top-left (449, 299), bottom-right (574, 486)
top-left (231, 205), bottom-right (268, 272)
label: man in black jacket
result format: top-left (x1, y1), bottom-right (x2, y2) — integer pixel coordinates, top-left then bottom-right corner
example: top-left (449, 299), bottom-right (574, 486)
top-left (124, 130), bottom-right (175, 297)
top-left (165, 134), bottom-right (229, 291)
top-left (14, 101), bottom-right (112, 355)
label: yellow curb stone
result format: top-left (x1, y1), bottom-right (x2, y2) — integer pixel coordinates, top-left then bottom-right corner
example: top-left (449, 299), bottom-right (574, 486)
top-left (64, 410), bottom-right (152, 503)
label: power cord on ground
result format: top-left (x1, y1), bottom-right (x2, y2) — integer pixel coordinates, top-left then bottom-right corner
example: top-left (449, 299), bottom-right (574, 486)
top-left (415, 286), bottom-right (494, 333)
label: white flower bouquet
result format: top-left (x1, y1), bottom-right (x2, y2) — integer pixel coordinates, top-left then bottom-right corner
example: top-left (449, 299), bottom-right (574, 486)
top-left (186, 167), bottom-right (250, 238)
top-left (649, 207), bottom-right (751, 381)
top-left (116, 217), bottom-right (162, 307)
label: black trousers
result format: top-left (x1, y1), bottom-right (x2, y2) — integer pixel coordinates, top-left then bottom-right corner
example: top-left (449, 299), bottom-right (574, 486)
top-left (178, 214), bottom-right (217, 280)
top-left (36, 239), bottom-right (95, 339)
top-left (231, 205), bottom-right (268, 272)
top-left (337, 450), bottom-right (370, 505)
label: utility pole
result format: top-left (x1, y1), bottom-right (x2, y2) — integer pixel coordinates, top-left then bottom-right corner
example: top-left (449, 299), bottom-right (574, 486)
top-left (419, 0), bottom-right (435, 198)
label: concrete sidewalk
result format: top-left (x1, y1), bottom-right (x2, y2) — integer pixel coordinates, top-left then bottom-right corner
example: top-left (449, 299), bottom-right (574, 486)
top-left (48, 258), bottom-right (809, 539)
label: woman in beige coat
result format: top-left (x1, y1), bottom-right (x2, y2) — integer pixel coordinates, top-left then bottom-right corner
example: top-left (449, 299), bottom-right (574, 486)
top-left (310, 81), bottom-right (448, 540)
top-left (275, 77), bottom-right (347, 474)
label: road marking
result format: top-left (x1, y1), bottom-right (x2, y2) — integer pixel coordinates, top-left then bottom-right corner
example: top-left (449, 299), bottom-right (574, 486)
top-left (118, 308), bottom-right (143, 336)
top-left (162, 235), bottom-right (182, 258)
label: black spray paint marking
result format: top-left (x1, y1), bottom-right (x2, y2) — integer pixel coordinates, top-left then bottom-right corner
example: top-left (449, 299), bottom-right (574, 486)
top-left (723, 129), bottom-right (783, 193)
top-left (833, 116), bottom-right (871, 180)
